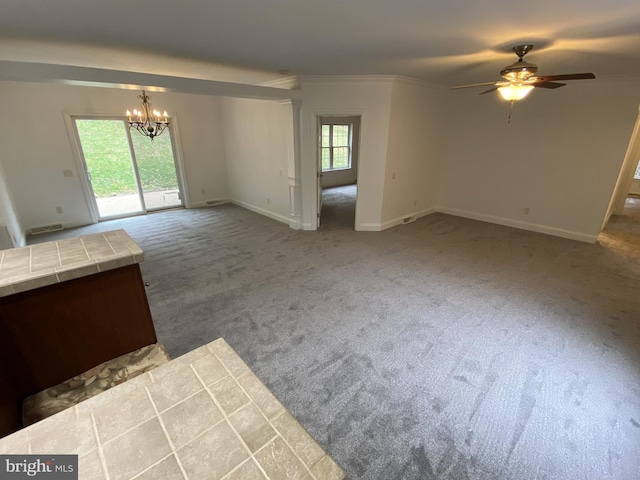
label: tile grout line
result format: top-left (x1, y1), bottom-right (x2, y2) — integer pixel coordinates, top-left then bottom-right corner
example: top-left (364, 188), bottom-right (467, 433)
top-left (210, 342), bottom-right (319, 479)
top-left (190, 359), bottom-right (270, 480)
top-left (86, 378), bottom-right (158, 448)
top-left (90, 412), bottom-right (111, 480)
top-left (102, 233), bottom-right (118, 258)
top-left (143, 386), bottom-right (190, 480)
top-left (129, 453), bottom-right (176, 480)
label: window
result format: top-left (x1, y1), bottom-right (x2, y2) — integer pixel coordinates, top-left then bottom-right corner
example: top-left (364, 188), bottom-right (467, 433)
top-left (321, 124), bottom-right (352, 171)
top-left (74, 118), bottom-right (183, 219)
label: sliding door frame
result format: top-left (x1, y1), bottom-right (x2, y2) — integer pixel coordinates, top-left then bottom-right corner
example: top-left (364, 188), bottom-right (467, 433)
top-left (64, 112), bottom-right (188, 223)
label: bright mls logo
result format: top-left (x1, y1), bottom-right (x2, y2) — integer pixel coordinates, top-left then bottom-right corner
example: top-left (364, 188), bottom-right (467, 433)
top-left (0, 455), bottom-right (77, 479)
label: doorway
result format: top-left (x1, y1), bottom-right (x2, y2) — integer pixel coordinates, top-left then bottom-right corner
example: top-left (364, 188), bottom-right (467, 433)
top-left (317, 116), bottom-right (361, 229)
top-left (74, 118), bottom-right (184, 220)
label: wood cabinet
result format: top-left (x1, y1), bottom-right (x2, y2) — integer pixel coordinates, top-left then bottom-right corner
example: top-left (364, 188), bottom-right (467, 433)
top-left (0, 264), bottom-right (157, 437)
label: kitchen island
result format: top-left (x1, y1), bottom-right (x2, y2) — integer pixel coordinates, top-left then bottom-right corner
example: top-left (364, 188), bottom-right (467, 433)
top-left (0, 230), bottom-right (157, 437)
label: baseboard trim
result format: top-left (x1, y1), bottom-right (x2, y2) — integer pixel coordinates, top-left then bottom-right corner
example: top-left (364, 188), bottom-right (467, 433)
top-left (437, 207), bottom-right (598, 243)
top-left (204, 199), bottom-right (598, 243)
top-left (358, 207), bottom-right (437, 231)
top-left (380, 208), bottom-right (438, 230)
top-left (229, 199), bottom-right (290, 226)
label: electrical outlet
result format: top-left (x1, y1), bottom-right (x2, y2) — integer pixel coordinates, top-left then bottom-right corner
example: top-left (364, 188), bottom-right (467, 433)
top-left (267, 198), bottom-right (271, 205)
top-left (201, 189), bottom-right (206, 195)
top-left (55, 206), bottom-right (63, 214)
top-left (523, 207), bottom-right (530, 215)
top-left (392, 172), bottom-right (396, 180)
top-left (63, 169), bottom-right (74, 177)
top-left (414, 200), bottom-right (417, 207)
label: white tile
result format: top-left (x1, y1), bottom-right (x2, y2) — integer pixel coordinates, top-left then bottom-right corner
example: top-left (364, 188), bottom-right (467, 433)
top-left (30, 415), bottom-right (97, 456)
top-left (93, 387), bottom-right (155, 443)
top-left (102, 418), bottom-right (171, 480)
top-left (147, 365), bottom-right (203, 412)
top-left (161, 390), bottom-right (223, 449)
top-left (177, 421), bottom-right (248, 480)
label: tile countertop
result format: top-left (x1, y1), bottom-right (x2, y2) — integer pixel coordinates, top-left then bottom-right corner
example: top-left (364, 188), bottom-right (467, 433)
top-left (0, 338), bottom-right (346, 480)
top-left (0, 229), bottom-right (144, 298)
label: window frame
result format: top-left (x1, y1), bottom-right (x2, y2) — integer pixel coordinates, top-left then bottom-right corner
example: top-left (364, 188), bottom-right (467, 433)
top-left (321, 123), bottom-right (353, 172)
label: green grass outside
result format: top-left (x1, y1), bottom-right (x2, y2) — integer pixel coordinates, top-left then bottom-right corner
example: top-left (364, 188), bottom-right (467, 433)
top-left (76, 119), bottom-right (178, 197)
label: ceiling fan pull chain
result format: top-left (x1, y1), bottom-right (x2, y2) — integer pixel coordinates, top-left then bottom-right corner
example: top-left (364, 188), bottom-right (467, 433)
top-left (507, 100), bottom-right (515, 123)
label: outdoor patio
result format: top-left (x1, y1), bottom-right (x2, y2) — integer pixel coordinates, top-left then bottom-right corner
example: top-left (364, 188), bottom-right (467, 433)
top-left (96, 190), bottom-right (182, 218)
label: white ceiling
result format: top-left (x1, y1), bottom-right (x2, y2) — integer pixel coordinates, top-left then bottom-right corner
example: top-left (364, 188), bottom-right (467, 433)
top-left (0, 0), bottom-right (639, 87)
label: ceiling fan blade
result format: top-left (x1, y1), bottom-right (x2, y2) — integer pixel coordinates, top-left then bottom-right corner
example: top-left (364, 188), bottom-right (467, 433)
top-left (533, 81), bottom-right (566, 89)
top-left (479, 86), bottom-right (498, 95)
top-left (533, 73), bottom-right (595, 82)
top-left (449, 81), bottom-right (497, 90)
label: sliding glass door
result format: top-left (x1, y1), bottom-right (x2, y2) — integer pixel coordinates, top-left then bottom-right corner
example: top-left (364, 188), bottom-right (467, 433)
top-left (75, 118), bottom-right (183, 219)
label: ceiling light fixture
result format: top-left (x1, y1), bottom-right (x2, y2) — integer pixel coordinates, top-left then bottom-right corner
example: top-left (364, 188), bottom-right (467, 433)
top-left (126, 90), bottom-right (169, 141)
top-left (497, 84), bottom-right (534, 101)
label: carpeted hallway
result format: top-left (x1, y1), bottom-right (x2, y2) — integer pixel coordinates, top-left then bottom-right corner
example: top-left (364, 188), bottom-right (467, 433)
top-left (32, 196), bottom-right (640, 480)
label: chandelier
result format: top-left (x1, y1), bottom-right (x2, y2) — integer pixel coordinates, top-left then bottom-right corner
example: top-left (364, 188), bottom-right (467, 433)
top-left (126, 90), bottom-right (169, 140)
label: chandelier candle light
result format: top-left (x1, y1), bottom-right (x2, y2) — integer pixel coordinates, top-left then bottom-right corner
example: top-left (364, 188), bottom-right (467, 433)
top-left (126, 90), bottom-right (169, 140)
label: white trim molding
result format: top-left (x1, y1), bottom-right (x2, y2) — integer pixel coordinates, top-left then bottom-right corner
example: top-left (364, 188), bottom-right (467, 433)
top-left (230, 199), bottom-right (291, 226)
top-left (437, 207), bottom-right (598, 243)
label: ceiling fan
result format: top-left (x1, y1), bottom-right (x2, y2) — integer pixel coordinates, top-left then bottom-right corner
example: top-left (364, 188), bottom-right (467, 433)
top-left (450, 44), bottom-right (596, 101)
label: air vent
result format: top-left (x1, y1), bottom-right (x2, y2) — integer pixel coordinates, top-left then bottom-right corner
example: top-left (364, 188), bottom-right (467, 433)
top-left (29, 224), bottom-right (63, 235)
top-left (402, 216), bottom-right (416, 224)
top-left (206, 200), bottom-right (226, 206)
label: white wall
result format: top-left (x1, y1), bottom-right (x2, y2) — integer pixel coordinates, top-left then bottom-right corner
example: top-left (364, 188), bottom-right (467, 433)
top-left (381, 79), bottom-right (445, 227)
top-left (0, 159), bottom-right (24, 247)
top-left (2, 75), bottom-right (637, 243)
top-left (299, 77), bottom-right (394, 230)
top-left (439, 80), bottom-right (640, 242)
top-left (220, 97), bottom-right (291, 224)
top-left (0, 82), bottom-right (229, 231)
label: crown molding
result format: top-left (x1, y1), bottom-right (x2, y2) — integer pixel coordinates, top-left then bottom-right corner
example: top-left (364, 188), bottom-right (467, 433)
top-left (298, 74), bottom-right (397, 85)
top-left (259, 76), bottom-right (300, 90)
top-left (297, 74), bottom-right (445, 89)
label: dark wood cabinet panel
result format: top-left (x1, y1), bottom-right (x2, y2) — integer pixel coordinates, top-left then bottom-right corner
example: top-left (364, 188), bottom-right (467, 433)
top-left (0, 264), bottom-right (157, 438)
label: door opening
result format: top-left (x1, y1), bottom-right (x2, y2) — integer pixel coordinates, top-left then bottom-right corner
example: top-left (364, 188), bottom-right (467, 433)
top-left (603, 103), bottom-right (640, 228)
top-left (74, 118), bottom-right (184, 220)
top-left (317, 116), bottom-right (361, 229)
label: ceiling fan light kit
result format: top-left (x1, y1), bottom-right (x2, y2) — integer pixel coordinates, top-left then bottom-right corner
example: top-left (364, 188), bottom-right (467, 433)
top-left (498, 84), bottom-right (534, 101)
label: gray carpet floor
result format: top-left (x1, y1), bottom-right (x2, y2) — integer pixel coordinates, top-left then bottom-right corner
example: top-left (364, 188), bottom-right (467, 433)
top-left (32, 188), bottom-right (640, 480)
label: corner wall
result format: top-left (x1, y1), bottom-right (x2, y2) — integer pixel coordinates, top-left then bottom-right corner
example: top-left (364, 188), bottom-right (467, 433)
top-left (220, 97), bottom-right (291, 225)
top-left (381, 79), bottom-right (446, 228)
top-left (439, 80), bottom-right (640, 242)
